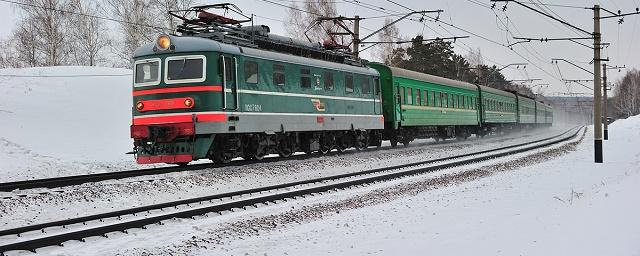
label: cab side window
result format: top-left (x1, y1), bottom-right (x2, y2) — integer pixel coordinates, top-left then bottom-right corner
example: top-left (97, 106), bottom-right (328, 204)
top-left (244, 61), bottom-right (258, 84)
top-left (324, 71), bottom-right (334, 90)
top-left (345, 74), bottom-right (354, 93)
top-left (273, 64), bottom-right (285, 86)
top-left (361, 76), bottom-right (371, 94)
top-left (301, 68), bottom-right (311, 88)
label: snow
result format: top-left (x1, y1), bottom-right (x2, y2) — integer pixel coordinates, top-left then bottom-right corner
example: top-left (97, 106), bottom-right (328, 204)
top-left (0, 67), bottom-right (139, 181)
top-left (2, 66), bottom-right (638, 255)
top-left (14, 116), bottom-right (636, 256)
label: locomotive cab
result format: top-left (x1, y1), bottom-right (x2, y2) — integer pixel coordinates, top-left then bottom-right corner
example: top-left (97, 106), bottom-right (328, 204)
top-left (131, 35), bottom-right (236, 165)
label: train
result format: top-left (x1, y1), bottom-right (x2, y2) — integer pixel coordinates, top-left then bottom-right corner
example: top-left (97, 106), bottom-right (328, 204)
top-left (129, 5), bottom-right (552, 165)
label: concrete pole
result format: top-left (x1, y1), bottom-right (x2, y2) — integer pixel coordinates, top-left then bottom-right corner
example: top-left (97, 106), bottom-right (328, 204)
top-left (602, 64), bottom-right (609, 140)
top-left (593, 5), bottom-right (603, 163)
top-left (353, 15), bottom-right (360, 58)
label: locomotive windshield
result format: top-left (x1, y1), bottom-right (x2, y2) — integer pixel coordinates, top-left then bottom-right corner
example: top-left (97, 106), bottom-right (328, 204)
top-left (166, 55), bottom-right (206, 83)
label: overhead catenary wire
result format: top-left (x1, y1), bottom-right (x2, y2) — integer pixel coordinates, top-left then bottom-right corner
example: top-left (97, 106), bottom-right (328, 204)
top-left (0, 0), bottom-right (166, 30)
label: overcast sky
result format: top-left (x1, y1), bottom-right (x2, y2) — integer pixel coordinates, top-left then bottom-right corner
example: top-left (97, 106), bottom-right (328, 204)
top-left (0, 0), bottom-right (638, 96)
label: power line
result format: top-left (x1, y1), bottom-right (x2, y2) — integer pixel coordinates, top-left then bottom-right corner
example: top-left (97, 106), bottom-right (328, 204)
top-left (0, 0), bottom-right (166, 30)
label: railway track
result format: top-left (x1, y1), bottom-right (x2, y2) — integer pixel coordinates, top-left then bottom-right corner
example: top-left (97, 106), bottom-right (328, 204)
top-left (0, 126), bottom-right (583, 254)
top-left (0, 128), bottom-right (567, 193)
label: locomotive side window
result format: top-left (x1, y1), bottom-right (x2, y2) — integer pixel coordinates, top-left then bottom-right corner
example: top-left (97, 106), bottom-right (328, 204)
top-left (165, 55), bottom-right (206, 84)
top-left (300, 68), bottom-right (311, 88)
top-left (374, 78), bottom-right (380, 96)
top-left (361, 76), bottom-right (371, 94)
top-left (134, 58), bottom-right (160, 87)
top-left (345, 74), bottom-right (354, 93)
top-left (244, 61), bottom-right (258, 84)
top-left (273, 64), bottom-right (285, 86)
top-left (324, 72), bottom-right (334, 90)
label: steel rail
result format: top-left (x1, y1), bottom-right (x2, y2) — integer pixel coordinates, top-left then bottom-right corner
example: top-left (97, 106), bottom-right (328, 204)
top-left (0, 128), bottom-right (565, 192)
top-left (0, 127), bottom-right (582, 254)
top-left (0, 127), bottom-right (575, 237)
top-left (0, 126), bottom-right (576, 237)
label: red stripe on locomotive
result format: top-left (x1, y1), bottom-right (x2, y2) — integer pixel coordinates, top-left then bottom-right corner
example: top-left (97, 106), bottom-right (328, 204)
top-left (132, 85), bottom-right (222, 96)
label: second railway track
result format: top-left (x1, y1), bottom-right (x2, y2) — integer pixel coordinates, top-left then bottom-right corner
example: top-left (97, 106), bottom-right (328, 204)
top-left (0, 126), bottom-right (583, 254)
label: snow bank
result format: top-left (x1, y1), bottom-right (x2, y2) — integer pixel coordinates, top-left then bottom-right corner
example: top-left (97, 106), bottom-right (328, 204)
top-left (0, 67), bottom-right (136, 181)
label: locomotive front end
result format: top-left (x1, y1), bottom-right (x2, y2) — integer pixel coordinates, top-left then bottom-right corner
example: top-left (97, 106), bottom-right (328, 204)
top-left (131, 35), bottom-right (228, 165)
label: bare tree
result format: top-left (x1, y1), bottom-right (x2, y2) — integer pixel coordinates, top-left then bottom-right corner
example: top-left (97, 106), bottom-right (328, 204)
top-left (11, 19), bottom-right (40, 67)
top-left (0, 38), bottom-right (22, 68)
top-left (17, 0), bottom-right (71, 66)
top-left (284, 2), bottom-right (307, 40)
top-left (107, 0), bottom-right (162, 67)
top-left (152, 0), bottom-right (195, 32)
top-left (613, 69), bottom-right (640, 118)
top-left (375, 18), bottom-right (400, 65)
top-left (67, 0), bottom-right (110, 66)
top-left (284, 0), bottom-right (337, 42)
top-left (465, 47), bottom-right (484, 67)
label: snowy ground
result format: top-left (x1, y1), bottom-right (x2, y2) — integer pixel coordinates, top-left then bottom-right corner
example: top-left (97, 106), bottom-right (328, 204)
top-left (7, 115), bottom-right (636, 256)
top-left (0, 67), bottom-right (143, 181)
top-left (0, 67), bottom-right (569, 183)
top-left (4, 66), bottom-right (636, 256)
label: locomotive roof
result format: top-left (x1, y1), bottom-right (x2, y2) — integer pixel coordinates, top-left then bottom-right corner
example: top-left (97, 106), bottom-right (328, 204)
top-left (241, 47), bottom-right (378, 76)
top-left (388, 66), bottom-right (478, 91)
top-left (133, 35), bottom-right (378, 76)
top-left (133, 35), bottom-right (242, 58)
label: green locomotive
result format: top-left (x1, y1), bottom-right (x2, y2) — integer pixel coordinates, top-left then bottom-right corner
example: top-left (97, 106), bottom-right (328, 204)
top-left (130, 5), bottom-right (552, 165)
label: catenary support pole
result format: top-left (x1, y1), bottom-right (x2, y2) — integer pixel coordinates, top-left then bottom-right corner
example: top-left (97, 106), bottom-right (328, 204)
top-left (593, 5), bottom-right (603, 163)
top-left (602, 64), bottom-right (609, 140)
top-left (353, 15), bottom-right (360, 57)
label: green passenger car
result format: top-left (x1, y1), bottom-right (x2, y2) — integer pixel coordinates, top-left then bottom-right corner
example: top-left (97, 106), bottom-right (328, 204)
top-left (369, 63), bottom-right (480, 144)
top-left (478, 85), bottom-right (517, 125)
top-left (516, 94), bottom-right (536, 124)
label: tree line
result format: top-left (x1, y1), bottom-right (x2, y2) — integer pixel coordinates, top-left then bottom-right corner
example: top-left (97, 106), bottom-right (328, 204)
top-left (612, 69), bottom-right (640, 119)
top-left (0, 0), bottom-right (193, 68)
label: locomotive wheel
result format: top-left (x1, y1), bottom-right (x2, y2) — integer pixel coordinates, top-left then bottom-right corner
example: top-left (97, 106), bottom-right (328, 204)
top-left (335, 133), bottom-right (348, 153)
top-left (319, 133), bottom-right (335, 155)
top-left (277, 134), bottom-right (294, 158)
top-left (354, 131), bottom-right (368, 151)
top-left (212, 152), bottom-right (232, 164)
top-left (402, 139), bottom-right (410, 147)
top-left (246, 134), bottom-right (267, 160)
top-left (390, 138), bottom-right (398, 147)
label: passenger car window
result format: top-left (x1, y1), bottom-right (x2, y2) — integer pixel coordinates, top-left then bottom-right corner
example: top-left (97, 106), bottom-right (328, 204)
top-left (134, 59), bottom-right (160, 86)
top-left (407, 88), bottom-right (413, 105)
top-left (345, 74), bottom-right (354, 93)
top-left (301, 68), bottom-right (311, 88)
top-left (244, 61), bottom-right (258, 84)
top-left (324, 72), bottom-right (334, 90)
top-left (416, 89), bottom-right (421, 105)
top-left (273, 64), bottom-right (285, 86)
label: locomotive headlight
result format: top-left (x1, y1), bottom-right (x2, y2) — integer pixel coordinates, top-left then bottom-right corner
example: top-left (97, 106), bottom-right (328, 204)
top-left (136, 101), bottom-right (144, 111)
top-left (184, 98), bottom-right (193, 107)
top-left (156, 34), bottom-right (171, 51)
